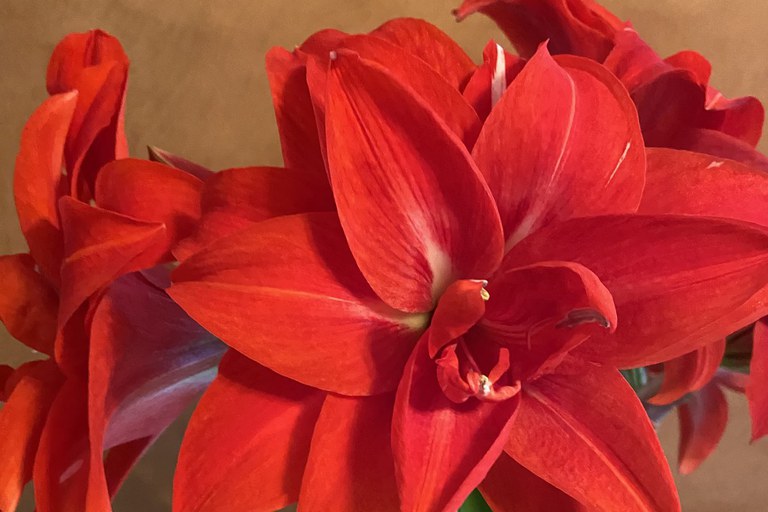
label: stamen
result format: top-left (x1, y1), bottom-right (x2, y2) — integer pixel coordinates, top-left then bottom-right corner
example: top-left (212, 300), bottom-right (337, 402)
top-left (479, 374), bottom-right (492, 396)
top-left (329, 50), bottom-right (338, 61)
top-left (480, 288), bottom-right (490, 301)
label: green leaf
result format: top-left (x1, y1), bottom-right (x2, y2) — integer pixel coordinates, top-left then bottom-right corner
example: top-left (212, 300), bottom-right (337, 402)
top-left (459, 489), bottom-right (492, 511)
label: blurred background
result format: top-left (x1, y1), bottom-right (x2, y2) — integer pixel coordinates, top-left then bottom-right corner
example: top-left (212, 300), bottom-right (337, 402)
top-left (1, 0), bottom-right (767, 510)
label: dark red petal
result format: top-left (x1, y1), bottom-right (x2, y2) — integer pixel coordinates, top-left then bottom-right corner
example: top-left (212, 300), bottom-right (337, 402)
top-left (507, 359), bottom-right (679, 511)
top-left (0, 361), bottom-right (61, 512)
top-left (640, 148), bottom-right (768, 225)
top-left (472, 45), bottom-right (644, 249)
top-left (748, 319), bottom-right (768, 441)
top-left (84, 272), bottom-right (225, 510)
top-left (677, 383), bottom-right (728, 475)
top-left (173, 352), bottom-right (324, 512)
top-left (508, 214), bottom-right (768, 367)
top-left (392, 335), bottom-right (520, 512)
top-left (147, 146), bottom-right (215, 181)
top-left (603, 29), bottom-right (706, 148)
top-left (173, 166), bottom-right (335, 261)
top-left (14, 92), bottom-right (78, 285)
top-left (453, 0), bottom-right (623, 60)
top-left (461, 40), bottom-right (525, 121)
top-left (664, 50), bottom-right (711, 86)
top-left (325, 50), bottom-right (503, 312)
top-left (370, 17), bottom-right (476, 89)
top-left (266, 47), bottom-right (328, 177)
top-left (650, 339), bottom-right (726, 406)
top-left (0, 254), bottom-right (59, 354)
top-left (46, 30), bottom-right (128, 95)
top-left (299, 394), bottom-right (399, 511)
top-left (478, 261), bottom-right (615, 379)
top-left (675, 128), bottom-right (768, 170)
top-left (94, 158), bottom-right (204, 256)
top-left (704, 90), bottom-right (764, 147)
top-left (170, 213), bottom-right (425, 396)
top-left (479, 452), bottom-right (584, 512)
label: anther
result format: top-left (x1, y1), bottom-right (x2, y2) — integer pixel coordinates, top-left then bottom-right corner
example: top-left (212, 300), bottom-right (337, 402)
top-left (479, 375), bottom-right (492, 396)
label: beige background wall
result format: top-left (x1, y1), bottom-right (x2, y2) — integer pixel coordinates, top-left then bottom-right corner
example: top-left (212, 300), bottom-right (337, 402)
top-left (1, 1), bottom-right (767, 510)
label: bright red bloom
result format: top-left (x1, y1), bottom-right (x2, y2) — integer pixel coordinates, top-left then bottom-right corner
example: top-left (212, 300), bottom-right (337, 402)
top-left (169, 31), bottom-right (768, 510)
top-left (454, 0), bottom-right (767, 168)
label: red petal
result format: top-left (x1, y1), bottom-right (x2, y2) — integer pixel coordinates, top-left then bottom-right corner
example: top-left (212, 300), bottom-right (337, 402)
top-left (507, 359), bottom-right (679, 511)
top-left (266, 47), bottom-right (328, 177)
top-left (479, 452), bottom-right (584, 512)
top-left (477, 261), bottom-right (615, 379)
top-left (32, 379), bottom-right (89, 512)
top-left (170, 213), bottom-right (425, 395)
top-left (453, 0), bottom-right (623, 61)
top-left (640, 148), bottom-right (768, 225)
top-left (675, 128), bottom-right (768, 170)
top-left (677, 383), bottom-right (728, 474)
top-left (299, 394), bottom-right (399, 511)
top-left (46, 30), bottom-right (128, 95)
top-left (147, 146), bottom-right (215, 181)
top-left (0, 254), bottom-right (59, 354)
top-left (428, 280), bottom-right (488, 358)
top-left (748, 319), bottom-right (768, 440)
top-left (304, 35), bottom-right (483, 149)
top-left (0, 361), bottom-right (61, 512)
top-left (649, 339), bottom-right (726, 405)
top-left (703, 92), bottom-right (764, 147)
top-left (325, 51), bottom-right (503, 312)
top-left (392, 335), bottom-right (520, 512)
top-left (173, 166), bottom-right (335, 261)
top-left (461, 40), bottom-right (525, 121)
top-left (173, 352), bottom-right (323, 512)
top-left (664, 50), bottom-right (711, 85)
top-left (58, 197), bottom-right (167, 329)
top-left (472, 45), bottom-right (644, 249)
top-left (370, 18), bottom-right (476, 89)
top-left (13, 91), bottom-right (78, 285)
top-left (83, 272), bottom-right (224, 510)
top-left (508, 214), bottom-right (768, 367)
top-left (64, 61), bottom-right (128, 201)
top-left (94, 158), bottom-right (204, 255)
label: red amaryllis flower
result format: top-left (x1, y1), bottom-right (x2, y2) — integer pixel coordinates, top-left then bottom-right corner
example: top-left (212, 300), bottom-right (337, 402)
top-left (639, 148), bottom-right (768, 445)
top-left (1, 30), bottom-right (223, 512)
top-left (454, 0), bottom-right (767, 168)
top-left (168, 40), bottom-right (768, 511)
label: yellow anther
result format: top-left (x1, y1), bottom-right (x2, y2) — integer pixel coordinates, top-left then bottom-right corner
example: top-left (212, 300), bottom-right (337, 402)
top-left (480, 288), bottom-right (490, 301)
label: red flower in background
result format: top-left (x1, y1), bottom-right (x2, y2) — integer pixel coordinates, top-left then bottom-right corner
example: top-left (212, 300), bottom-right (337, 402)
top-left (454, 0), bottom-right (767, 168)
top-left (0, 30), bottom-right (224, 512)
top-left (168, 19), bottom-right (768, 508)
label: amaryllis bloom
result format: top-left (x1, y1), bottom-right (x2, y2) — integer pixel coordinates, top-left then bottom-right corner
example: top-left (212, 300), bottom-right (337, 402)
top-left (169, 34), bottom-right (768, 510)
top-left (1, 30), bottom-right (224, 512)
top-left (454, 0), bottom-right (767, 168)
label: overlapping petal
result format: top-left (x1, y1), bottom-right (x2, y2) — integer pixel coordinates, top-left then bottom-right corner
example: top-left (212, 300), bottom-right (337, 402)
top-left (479, 453), bottom-right (584, 512)
top-left (650, 339), bottom-right (726, 405)
top-left (677, 382), bottom-right (728, 474)
top-left (324, 51), bottom-right (503, 312)
top-left (748, 319), bottom-right (768, 440)
top-left (173, 352), bottom-right (323, 512)
top-left (472, 45), bottom-right (644, 248)
top-left (393, 336), bottom-right (520, 512)
top-left (170, 213), bottom-right (426, 395)
top-left (299, 394), bottom-right (399, 511)
top-left (461, 40), bottom-right (524, 121)
top-left (13, 91), bottom-right (78, 285)
top-left (508, 215), bottom-right (768, 367)
top-left (0, 254), bottom-right (59, 354)
top-left (173, 166), bottom-right (335, 260)
top-left (453, 0), bottom-right (623, 60)
top-left (507, 359), bottom-right (679, 512)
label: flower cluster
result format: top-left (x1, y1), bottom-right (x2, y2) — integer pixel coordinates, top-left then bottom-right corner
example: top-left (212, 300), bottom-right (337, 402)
top-left (2, 1), bottom-right (768, 511)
